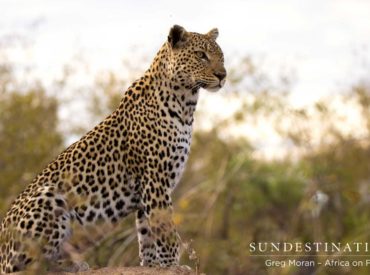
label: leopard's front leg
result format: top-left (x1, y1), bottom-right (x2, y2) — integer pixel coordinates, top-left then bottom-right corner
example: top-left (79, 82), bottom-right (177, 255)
top-left (136, 208), bottom-right (158, 266)
top-left (136, 182), bottom-right (180, 267)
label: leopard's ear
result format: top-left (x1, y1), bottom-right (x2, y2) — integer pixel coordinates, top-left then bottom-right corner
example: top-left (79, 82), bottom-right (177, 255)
top-left (207, 28), bottom-right (219, 40)
top-left (168, 25), bottom-right (189, 48)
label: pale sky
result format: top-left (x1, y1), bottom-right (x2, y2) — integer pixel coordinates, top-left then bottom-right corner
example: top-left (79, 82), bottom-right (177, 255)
top-left (1, 0), bottom-right (370, 158)
top-left (2, 0), bottom-right (370, 102)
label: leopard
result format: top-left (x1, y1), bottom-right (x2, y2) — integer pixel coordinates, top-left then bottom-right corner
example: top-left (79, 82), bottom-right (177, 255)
top-left (0, 25), bottom-right (226, 273)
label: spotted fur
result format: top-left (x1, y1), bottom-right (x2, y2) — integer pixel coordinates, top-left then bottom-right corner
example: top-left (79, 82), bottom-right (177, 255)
top-left (0, 25), bottom-right (226, 273)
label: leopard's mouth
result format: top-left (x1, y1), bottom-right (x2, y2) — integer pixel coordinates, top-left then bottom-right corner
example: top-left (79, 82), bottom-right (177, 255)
top-left (194, 79), bottom-right (225, 92)
top-left (205, 79), bottom-right (225, 92)
top-left (205, 84), bottom-right (222, 92)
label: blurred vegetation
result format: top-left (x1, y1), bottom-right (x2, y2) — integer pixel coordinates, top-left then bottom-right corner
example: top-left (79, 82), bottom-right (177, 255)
top-left (0, 36), bottom-right (370, 275)
top-left (0, 64), bottom-right (63, 212)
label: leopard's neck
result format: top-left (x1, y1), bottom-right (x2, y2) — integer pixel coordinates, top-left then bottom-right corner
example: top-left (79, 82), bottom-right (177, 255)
top-left (117, 49), bottom-right (200, 128)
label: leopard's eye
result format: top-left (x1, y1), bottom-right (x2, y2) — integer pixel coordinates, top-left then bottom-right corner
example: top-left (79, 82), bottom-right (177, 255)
top-left (195, 51), bottom-right (208, 60)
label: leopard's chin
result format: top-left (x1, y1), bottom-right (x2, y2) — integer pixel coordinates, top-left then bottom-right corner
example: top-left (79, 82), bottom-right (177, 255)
top-left (205, 85), bottom-right (222, 92)
top-left (204, 78), bottom-right (226, 92)
top-left (205, 82), bottom-right (225, 92)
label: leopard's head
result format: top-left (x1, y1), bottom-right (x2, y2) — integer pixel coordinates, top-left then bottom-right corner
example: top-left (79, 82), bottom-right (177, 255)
top-left (166, 25), bottom-right (226, 92)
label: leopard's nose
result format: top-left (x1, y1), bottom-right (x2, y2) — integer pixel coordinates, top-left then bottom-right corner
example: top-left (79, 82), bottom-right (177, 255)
top-left (214, 70), bottom-right (226, 81)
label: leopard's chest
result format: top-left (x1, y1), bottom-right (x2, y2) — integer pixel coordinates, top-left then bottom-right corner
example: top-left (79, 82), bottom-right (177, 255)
top-left (168, 125), bottom-right (192, 189)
